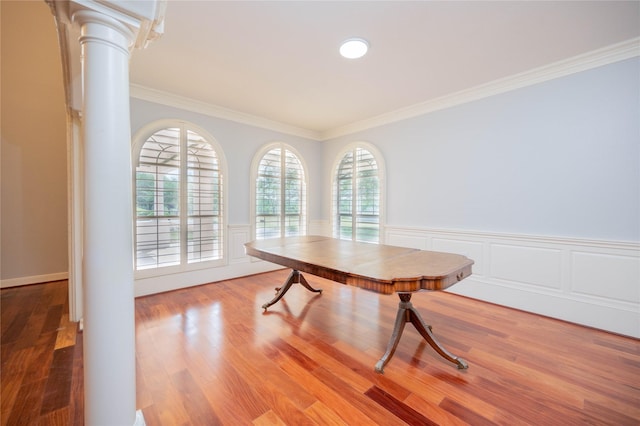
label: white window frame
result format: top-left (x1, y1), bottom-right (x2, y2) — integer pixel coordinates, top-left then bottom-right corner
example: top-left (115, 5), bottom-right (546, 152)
top-left (250, 142), bottom-right (309, 240)
top-left (330, 142), bottom-right (385, 243)
top-left (131, 120), bottom-right (228, 278)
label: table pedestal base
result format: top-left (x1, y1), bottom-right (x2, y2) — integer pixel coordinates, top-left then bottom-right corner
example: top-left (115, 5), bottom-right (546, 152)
top-left (262, 270), bottom-right (322, 311)
top-left (375, 293), bottom-right (468, 373)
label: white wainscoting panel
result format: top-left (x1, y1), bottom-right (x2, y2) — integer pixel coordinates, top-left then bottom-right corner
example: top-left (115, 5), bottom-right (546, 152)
top-left (308, 219), bottom-right (330, 237)
top-left (228, 224), bottom-right (252, 264)
top-left (571, 251), bottom-right (640, 302)
top-left (432, 238), bottom-right (485, 277)
top-left (490, 244), bottom-right (562, 290)
top-left (385, 226), bottom-right (640, 338)
top-left (387, 233), bottom-right (429, 250)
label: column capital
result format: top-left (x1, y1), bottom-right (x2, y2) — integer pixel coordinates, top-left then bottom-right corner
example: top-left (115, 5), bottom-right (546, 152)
top-left (48, 0), bottom-right (166, 49)
top-left (47, 0), bottom-right (166, 113)
top-left (73, 9), bottom-right (136, 56)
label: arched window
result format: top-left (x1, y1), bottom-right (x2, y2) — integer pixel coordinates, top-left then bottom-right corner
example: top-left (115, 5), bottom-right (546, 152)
top-left (252, 143), bottom-right (307, 239)
top-left (332, 144), bottom-right (384, 243)
top-left (133, 122), bottom-right (226, 271)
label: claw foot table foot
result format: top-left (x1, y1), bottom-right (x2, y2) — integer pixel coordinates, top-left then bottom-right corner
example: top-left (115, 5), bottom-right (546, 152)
top-left (375, 292), bottom-right (468, 373)
top-left (262, 269), bottom-right (322, 311)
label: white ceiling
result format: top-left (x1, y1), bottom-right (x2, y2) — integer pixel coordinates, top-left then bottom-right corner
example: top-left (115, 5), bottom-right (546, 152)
top-left (129, 1), bottom-right (640, 136)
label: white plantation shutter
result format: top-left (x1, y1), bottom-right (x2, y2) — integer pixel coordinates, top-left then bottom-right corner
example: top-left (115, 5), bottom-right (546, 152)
top-left (135, 128), bottom-right (181, 268)
top-left (256, 148), bottom-right (282, 238)
top-left (283, 149), bottom-right (305, 236)
top-left (256, 146), bottom-right (306, 239)
top-left (336, 151), bottom-right (354, 240)
top-left (334, 147), bottom-right (380, 243)
top-left (135, 125), bottom-right (224, 270)
top-left (186, 130), bottom-right (223, 263)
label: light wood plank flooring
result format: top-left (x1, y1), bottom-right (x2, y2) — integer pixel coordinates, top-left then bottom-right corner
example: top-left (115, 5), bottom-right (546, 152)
top-left (2, 270), bottom-right (639, 425)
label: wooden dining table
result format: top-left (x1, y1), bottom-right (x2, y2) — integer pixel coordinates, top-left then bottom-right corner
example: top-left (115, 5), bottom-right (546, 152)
top-left (245, 235), bottom-right (474, 373)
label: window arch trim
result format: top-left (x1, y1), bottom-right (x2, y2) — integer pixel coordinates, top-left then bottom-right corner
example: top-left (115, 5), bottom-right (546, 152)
top-left (131, 119), bottom-right (228, 277)
top-left (250, 142), bottom-right (309, 240)
top-left (330, 141), bottom-right (386, 243)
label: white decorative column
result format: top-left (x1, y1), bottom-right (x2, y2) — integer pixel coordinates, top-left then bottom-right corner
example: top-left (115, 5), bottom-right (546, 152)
top-left (73, 10), bottom-right (137, 425)
top-left (46, 1), bottom-right (165, 425)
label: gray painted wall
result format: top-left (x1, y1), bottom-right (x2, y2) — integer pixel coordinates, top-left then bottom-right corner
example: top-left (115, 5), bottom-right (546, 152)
top-left (322, 58), bottom-right (639, 242)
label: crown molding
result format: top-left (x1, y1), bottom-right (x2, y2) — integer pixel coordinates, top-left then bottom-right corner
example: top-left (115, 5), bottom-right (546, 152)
top-left (321, 37), bottom-right (640, 140)
top-left (130, 37), bottom-right (639, 142)
top-left (129, 85), bottom-right (323, 141)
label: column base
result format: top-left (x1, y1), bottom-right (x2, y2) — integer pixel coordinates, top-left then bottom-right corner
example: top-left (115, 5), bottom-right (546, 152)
top-left (134, 410), bottom-right (146, 426)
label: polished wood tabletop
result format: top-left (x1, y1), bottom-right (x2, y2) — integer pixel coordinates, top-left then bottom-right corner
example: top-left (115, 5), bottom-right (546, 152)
top-left (245, 235), bottom-right (474, 294)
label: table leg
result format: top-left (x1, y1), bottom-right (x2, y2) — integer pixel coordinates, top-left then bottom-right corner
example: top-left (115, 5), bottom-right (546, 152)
top-left (262, 270), bottom-right (322, 311)
top-left (375, 293), bottom-right (468, 373)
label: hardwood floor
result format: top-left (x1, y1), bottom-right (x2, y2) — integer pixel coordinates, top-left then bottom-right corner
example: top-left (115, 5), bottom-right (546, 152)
top-left (1, 280), bottom-right (82, 425)
top-left (2, 270), bottom-right (639, 425)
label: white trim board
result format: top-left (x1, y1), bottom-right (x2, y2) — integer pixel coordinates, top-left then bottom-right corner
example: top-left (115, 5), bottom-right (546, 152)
top-left (1, 272), bottom-right (69, 288)
top-left (385, 226), bottom-right (640, 338)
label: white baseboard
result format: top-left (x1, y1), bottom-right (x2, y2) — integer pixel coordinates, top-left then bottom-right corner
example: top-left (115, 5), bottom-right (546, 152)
top-left (1, 272), bottom-right (69, 288)
top-left (385, 226), bottom-right (640, 338)
top-left (449, 277), bottom-right (639, 338)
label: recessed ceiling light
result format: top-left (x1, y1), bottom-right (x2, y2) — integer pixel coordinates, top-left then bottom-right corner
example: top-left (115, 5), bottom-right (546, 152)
top-left (339, 38), bottom-right (369, 59)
